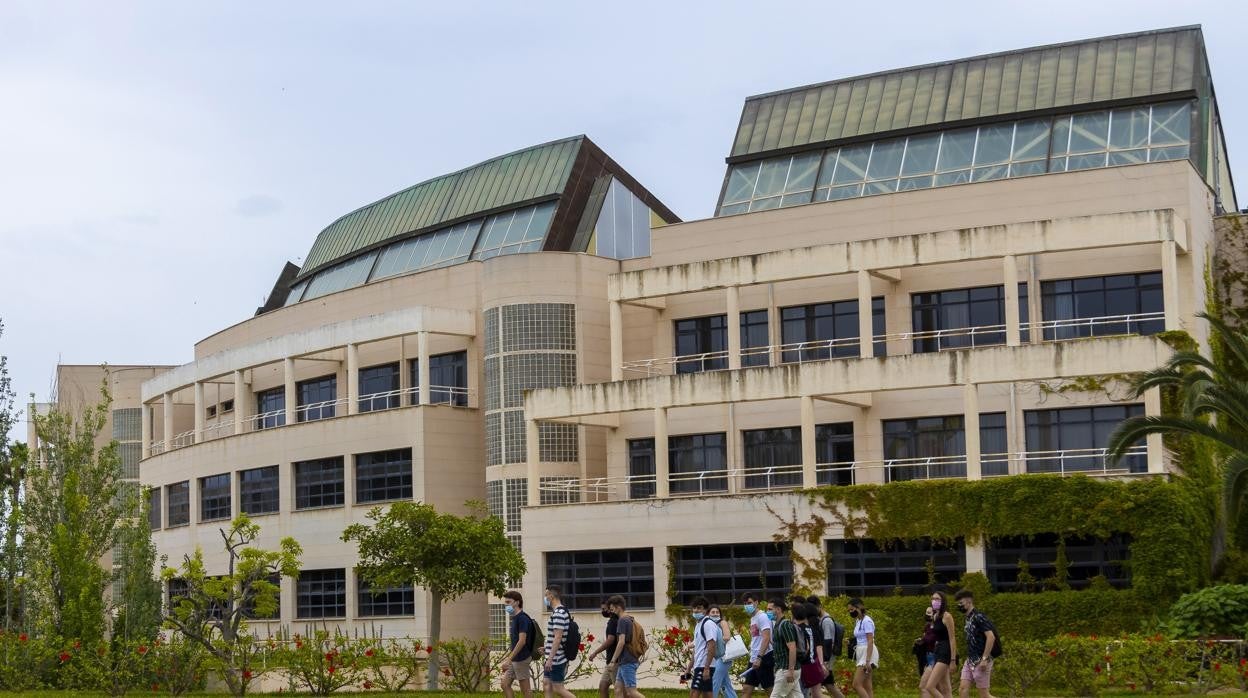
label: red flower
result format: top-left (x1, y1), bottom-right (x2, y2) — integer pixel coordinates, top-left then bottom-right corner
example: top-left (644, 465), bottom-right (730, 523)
top-left (326, 652), bottom-right (335, 661)
top-left (578, 643), bottom-right (586, 652)
top-left (1128, 683), bottom-right (1136, 691)
top-left (587, 634), bottom-right (595, 642)
top-left (363, 680), bottom-right (373, 689)
top-left (365, 648), bottom-right (375, 657)
top-left (1215, 662), bottom-right (1223, 671)
top-left (138, 645), bottom-right (149, 655)
top-left (1094, 665), bottom-right (1102, 674)
top-left (73, 640), bottom-right (81, 649)
top-left (1103, 654), bottom-right (1112, 662)
top-left (242, 669), bottom-right (253, 680)
top-left (151, 683), bottom-right (159, 692)
top-left (18, 633), bottom-right (27, 642)
top-left (1048, 650), bottom-right (1057, 658)
top-left (328, 666), bottom-right (336, 674)
top-left (58, 651), bottom-right (71, 663)
top-left (295, 641), bottom-right (303, 649)
top-left (664, 637), bottom-right (675, 647)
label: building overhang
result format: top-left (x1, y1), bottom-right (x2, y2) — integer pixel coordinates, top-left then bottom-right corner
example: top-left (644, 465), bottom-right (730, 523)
top-left (526, 336), bottom-right (1171, 420)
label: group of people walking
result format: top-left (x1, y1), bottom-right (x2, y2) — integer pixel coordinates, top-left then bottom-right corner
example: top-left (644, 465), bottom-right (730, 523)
top-left (497, 585), bottom-right (998, 698)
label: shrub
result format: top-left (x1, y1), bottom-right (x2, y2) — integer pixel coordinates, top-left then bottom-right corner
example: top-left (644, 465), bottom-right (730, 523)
top-left (991, 638), bottom-right (1056, 697)
top-left (278, 630), bottom-right (366, 694)
top-left (0, 630), bottom-right (57, 691)
top-left (356, 638), bottom-right (427, 691)
top-left (436, 638), bottom-right (493, 692)
top-left (1166, 585), bottom-right (1248, 638)
top-left (59, 639), bottom-right (155, 696)
top-left (147, 634), bottom-right (208, 696)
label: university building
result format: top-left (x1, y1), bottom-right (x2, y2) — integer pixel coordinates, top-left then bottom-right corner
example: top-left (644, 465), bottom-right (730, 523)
top-left (121, 26), bottom-right (1236, 641)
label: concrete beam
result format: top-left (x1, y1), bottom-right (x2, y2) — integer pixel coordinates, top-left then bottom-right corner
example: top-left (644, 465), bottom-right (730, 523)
top-left (526, 336), bottom-right (1170, 419)
top-left (607, 209), bottom-right (1187, 302)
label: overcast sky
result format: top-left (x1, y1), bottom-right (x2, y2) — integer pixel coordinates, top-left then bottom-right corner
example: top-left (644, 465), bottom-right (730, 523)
top-left (1, 0), bottom-right (1245, 434)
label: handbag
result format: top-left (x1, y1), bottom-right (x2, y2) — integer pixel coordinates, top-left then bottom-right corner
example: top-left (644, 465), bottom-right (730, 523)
top-left (723, 634), bottom-right (748, 662)
top-left (800, 660), bottom-right (828, 688)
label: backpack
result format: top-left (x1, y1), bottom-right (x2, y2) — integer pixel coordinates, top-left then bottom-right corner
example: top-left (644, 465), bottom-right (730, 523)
top-left (560, 608), bottom-right (582, 661)
top-left (779, 619), bottom-right (810, 665)
top-left (821, 615), bottom-right (845, 658)
top-left (973, 611), bottom-right (1003, 658)
top-left (625, 616), bottom-right (649, 659)
top-left (700, 617), bottom-right (725, 660)
top-left (528, 614), bottom-right (544, 659)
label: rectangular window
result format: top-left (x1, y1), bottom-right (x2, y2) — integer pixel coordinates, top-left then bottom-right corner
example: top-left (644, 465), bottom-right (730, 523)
top-left (166, 481), bottom-right (189, 527)
top-left (166, 578), bottom-right (190, 610)
top-left (911, 284), bottom-right (1029, 352)
top-left (199, 473), bottom-right (231, 522)
top-left (297, 375), bottom-right (337, 422)
top-left (882, 413), bottom-right (1006, 481)
top-left (627, 439), bottom-right (657, 500)
top-left (294, 457), bottom-right (344, 509)
top-left (358, 578), bottom-right (416, 617)
top-left (410, 351), bottom-right (469, 406)
top-left (672, 542), bottom-right (792, 606)
top-left (296, 569), bottom-right (346, 619)
top-left (816, 422), bottom-right (855, 487)
top-left (780, 298), bottom-right (885, 362)
top-left (239, 465), bottom-right (279, 516)
top-left (1024, 404), bottom-right (1146, 473)
top-left (148, 487), bottom-right (161, 531)
top-left (255, 387), bottom-right (285, 429)
top-left (242, 573), bottom-right (281, 620)
top-left (1041, 272), bottom-right (1164, 340)
top-left (355, 448), bottom-right (413, 503)
top-left (206, 405), bottom-right (217, 419)
top-left (220, 399), bottom-right (234, 414)
top-left (545, 548), bottom-right (655, 611)
top-left (742, 427), bottom-right (802, 490)
top-left (359, 363), bottom-right (400, 412)
top-left (673, 312), bottom-right (770, 373)
top-left (987, 533), bottom-right (1131, 590)
top-left (670, 433), bottom-right (728, 494)
top-left (827, 538), bottom-right (966, 596)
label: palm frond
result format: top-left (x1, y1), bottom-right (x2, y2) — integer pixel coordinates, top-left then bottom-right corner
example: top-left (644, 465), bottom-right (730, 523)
top-left (1107, 415), bottom-right (1248, 463)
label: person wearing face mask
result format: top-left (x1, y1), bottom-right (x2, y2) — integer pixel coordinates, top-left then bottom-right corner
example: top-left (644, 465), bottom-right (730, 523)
top-left (954, 589), bottom-right (997, 698)
top-left (586, 599), bottom-right (621, 698)
top-left (846, 598), bottom-right (877, 698)
top-left (708, 606), bottom-right (738, 698)
top-left (542, 585), bottom-right (575, 698)
top-left (740, 592), bottom-right (774, 698)
top-left (920, 592), bottom-right (956, 698)
top-left (500, 590), bottom-right (535, 698)
top-left (685, 597), bottom-right (718, 698)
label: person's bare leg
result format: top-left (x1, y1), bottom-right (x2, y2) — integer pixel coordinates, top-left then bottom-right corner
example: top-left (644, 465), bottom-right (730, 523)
top-left (554, 682), bottom-right (575, 698)
top-left (518, 678), bottom-right (533, 698)
top-left (918, 665), bottom-right (934, 698)
top-left (504, 675), bottom-right (515, 698)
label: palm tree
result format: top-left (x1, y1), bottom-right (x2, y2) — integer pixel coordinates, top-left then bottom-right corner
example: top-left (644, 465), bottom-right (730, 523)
top-left (1107, 312), bottom-right (1248, 553)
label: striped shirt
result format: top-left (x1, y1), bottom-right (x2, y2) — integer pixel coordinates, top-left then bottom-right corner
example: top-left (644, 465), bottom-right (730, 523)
top-left (545, 605), bottom-right (571, 665)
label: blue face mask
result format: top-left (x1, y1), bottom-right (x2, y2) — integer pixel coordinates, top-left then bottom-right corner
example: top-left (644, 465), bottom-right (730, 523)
top-left (766, 611), bottom-right (777, 621)
top-left (744, 604), bottom-right (756, 615)
top-left (505, 604), bottom-right (516, 616)
top-left (692, 612), bottom-right (705, 621)
top-left (544, 597), bottom-right (552, 609)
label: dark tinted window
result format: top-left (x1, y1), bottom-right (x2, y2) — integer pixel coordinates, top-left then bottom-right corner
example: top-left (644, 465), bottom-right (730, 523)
top-left (1041, 272), bottom-right (1163, 339)
top-left (199, 474), bottom-right (231, 522)
top-left (166, 481), bottom-right (189, 527)
top-left (883, 413), bottom-right (1007, 481)
top-left (256, 387), bottom-right (285, 429)
top-left (911, 284), bottom-right (1029, 352)
top-left (742, 427), bottom-right (801, 489)
top-left (546, 548), bottom-right (655, 611)
top-left (358, 579), bottom-right (416, 617)
top-left (674, 315), bottom-right (727, 373)
top-left (780, 297), bottom-right (885, 362)
top-left (1024, 404), bottom-right (1145, 473)
top-left (627, 439), bottom-right (656, 500)
top-left (410, 351), bottom-right (469, 406)
top-left (355, 448), bottom-right (413, 503)
top-left (359, 363), bottom-right (400, 412)
top-left (670, 433), bottom-right (727, 494)
top-left (239, 465), bottom-right (279, 515)
top-left (294, 457), bottom-right (344, 509)
top-left (297, 375), bottom-right (337, 422)
top-left (673, 542), bottom-right (792, 606)
top-left (987, 533), bottom-right (1131, 590)
top-left (827, 538), bottom-right (966, 596)
top-left (297, 569), bottom-right (346, 619)
top-left (816, 422), bottom-right (855, 486)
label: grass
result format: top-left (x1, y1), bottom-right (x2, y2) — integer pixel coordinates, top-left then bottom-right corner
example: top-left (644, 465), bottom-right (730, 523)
top-left (6, 691), bottom-right (1248, 698)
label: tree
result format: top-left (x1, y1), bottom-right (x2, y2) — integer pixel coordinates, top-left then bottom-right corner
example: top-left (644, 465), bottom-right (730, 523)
top-left (162, 514), bottom-right (301, 696)
top-left (112, 490), bottom-right (163, 642)
top-left (0, 319), bottom-right (23, 630)
top-left (25, 378), bottom-right (132, 644)
top-left (342, 501), bottom-right (526, 689)
top-left (1108, 312), bottom-right (1248, 558)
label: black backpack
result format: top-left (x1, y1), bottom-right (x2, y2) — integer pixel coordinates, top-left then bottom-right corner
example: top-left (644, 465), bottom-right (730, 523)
top-left (826, 617), bottom-right (845, 658)
top-left (975, 611), bottom-right (1003, 658)
top-left (561, 608), bottom-right (582, 661)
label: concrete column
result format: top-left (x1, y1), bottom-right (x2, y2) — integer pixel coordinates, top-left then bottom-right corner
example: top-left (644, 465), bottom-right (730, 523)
top-left (800, 396), bottom-right (818, 489)
top-left (346, 343), bottom-right (360, 416)
top-left (767, 283), bottom-right (781, 367)
top-left (965, 543), bottom-right (987, 575)
top-left (1003, 254), bottom-right (1021, 347)
top-left (193, 382), bottom-right (205, 443)
top-left (162, 391), bottom-right (173, 449)
top-left (726, 286), bottom-right (742, 370)
top-left (653, 545), bottom-right (671, 608)
top-left (233, 370), bottom-right (246, 434)
top-left (398, 336), bottom-right (412, 405)
top-left (964, 383), bottom-right (982, 481)
top-left (283, 358), bottom-right (297, 425)
top-left (1027, 255), bottom-right (1042, 344)
top-left (1007, 383), bottom-right (1025, 476)
top-left (654, 407), bottom-right (670, 499)
top-left (857, 270), bottom-right (874, 358)
top-left (526, 418), bottom-right (542, 506)
top-left (141, 404), bottom-right (152, 459)
top-left (610, 300), bottom-right (624, 381)
top-left (466, 337), bottom-right (480, 409)
top-left (417, 332), bottom-right (431, 406)
top-left (1144, 387), bottom-right (1165, 474)
top-left (725, 404), bottom-right (740, 495)
top-left (1161, 240), bottom-right (1181, 331)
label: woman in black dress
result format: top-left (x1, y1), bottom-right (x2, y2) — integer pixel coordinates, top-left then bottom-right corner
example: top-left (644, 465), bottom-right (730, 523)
top-left (919, 592), bottom-right (956, 698)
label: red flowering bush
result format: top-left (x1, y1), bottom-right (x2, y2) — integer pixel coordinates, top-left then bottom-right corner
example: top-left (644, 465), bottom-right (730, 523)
top-left (356, 638), bottom-right (428, 691)
top-left (277, 629), bottom-right (365, 694)
top-left (146, 634), bottom-right (208, 696)
top-left (435, 638), bottom-right (493, 692)
top-left (0, 630), bottom-right (57, 691)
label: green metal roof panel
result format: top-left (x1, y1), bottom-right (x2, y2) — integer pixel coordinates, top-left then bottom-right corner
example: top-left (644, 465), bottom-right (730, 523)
top-left (299, 137), bottom-right (582, 275)
top-left (729, 26), bottom-right (1207, 160)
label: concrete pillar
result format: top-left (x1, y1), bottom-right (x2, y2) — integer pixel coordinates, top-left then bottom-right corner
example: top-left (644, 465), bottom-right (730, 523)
top-left (610, 300), bottom-right (624, 381)
top-left (233, 370), bottom-right (246, 434)
top-left (193, 382), bottom-right (205, 443)
top-left (398, 336), bottom-right (412, 406)
top-left (767, 283), bottom-right (781, 367)
top-left (1026, 255), bottom-right (1042, 344)
top-left (466, 337), bottom-right (480, 409)
top-left (1162, 240), bottom-right (1180, 331)
top-left (654, 407), bottom-right (670, 499)
top-left (1144, 387), bottom-right (1165, 474)
top-left (162, 392), bottom-right (174, 449)
top-left (1003, 254), bottom-right (1021, 347)
top-left (964, 383), bottom-right (981, 481)
top-left (1007, 383), bottom-right (1025, 476)
top-left (726, 286), bottom-right (742, 370)
top-left (653, 545), bottom-right (671, 608)
top-left (965, 543), bottom-right (987, 574)
top-left (346, 343), bottom-right (360, 416)
top-left (417, 332), bottom-right (431, 406)
top-left (526, 418), bottom-right (541, 506)
top-left (284, 358), bottom-right (297, 425)
top-left (800, 396), bottom-right (818, 489)
top-left (725, 404), bottom-right (740, 495)
top-left (141, 403), bottom-right (152, 459)
top-left (857, 270), bottom-right (874, 358)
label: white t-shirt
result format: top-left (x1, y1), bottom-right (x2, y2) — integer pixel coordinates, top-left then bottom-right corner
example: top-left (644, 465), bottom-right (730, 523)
top-left (693, 616), bottom-right (718, 668)
top-left (853, 615), bottom-right (875, 646)
top-left (749, 610), bottom-right (774, 661)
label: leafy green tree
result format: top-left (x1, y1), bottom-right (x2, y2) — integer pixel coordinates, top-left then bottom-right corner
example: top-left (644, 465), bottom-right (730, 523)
top-left (162, 514), bottom-right (301, 696)
top-left (112, 490), bottom-right (163, 642)
top-left (1108, 313), bottom-right (1248, 556)
top-left (0, 319), bottom-right (23, 630)
top-left (342, 501), bottom-right (525, 689)
top-left (25, 378), bottom-right (132, 644)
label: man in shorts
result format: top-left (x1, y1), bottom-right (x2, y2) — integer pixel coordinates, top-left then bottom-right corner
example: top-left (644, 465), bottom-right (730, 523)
top-left (955, 589), bottom-right (998, 698)
top-left (542, 585), bottom-right (576, 698)
top-left (587, 599), bottom-right (620, 698)
top-left (500, 590), bottom-right (534, 698)
top-left (741, 592), bottom-right (774, 698)
top-left (685, 596), bottom-right (718, 698)
top-left (606, 595), bottom-right (645, 698)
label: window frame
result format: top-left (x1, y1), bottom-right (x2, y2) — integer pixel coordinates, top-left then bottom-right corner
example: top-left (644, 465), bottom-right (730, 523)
top-left (239, 465), bottom-right (280, 516)
top-left (354, 448), bottom-right (414, 504)
top-left (198, 473), bottom-right (232, 523)
top-left (545, 547), bottom-right (655, 611)
top-left (827, 538), bottom-right (967, 596)
top-left (293, 457), bottom-right (345, 510)
top-left (296, 569), bottom-right (347, 619)
top-left (671, 542), bottom-right (792, 606)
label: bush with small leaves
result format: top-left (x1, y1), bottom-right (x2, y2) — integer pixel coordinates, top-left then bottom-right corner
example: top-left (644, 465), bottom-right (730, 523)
top-left (147, 634), bottom-right (208, 696)
top-left (356, 637), bottom-right (427, 692)
top-left (436, 638), bottom-right (493, 692)
top-left (278, 630), bottom-right (366, 694)
top-left (0, 631), bottom-right (58, 691)
top-left (991, 638), bottom-right (1056, 697)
